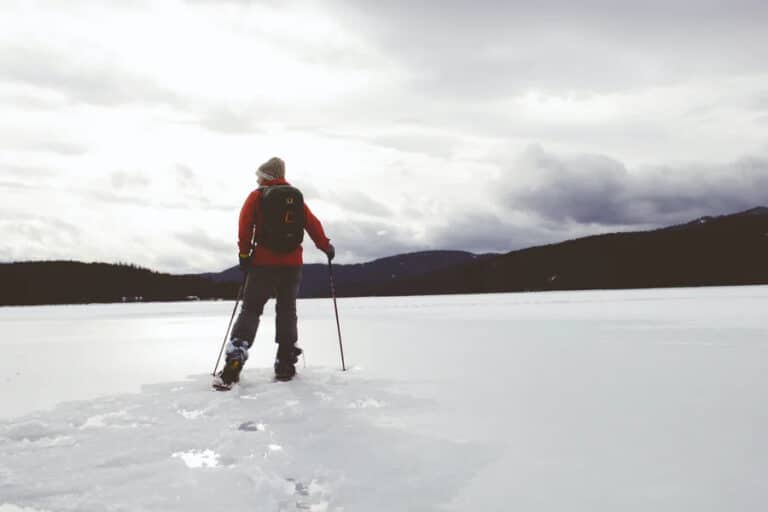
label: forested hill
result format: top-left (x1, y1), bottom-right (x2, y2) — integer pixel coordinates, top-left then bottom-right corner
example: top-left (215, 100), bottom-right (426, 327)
top-left (1, 207), bottom-right (767, 306)
top-left (367, 206), bottom-right (768, 296)
top-left (0, 252), bottom-right (492, 306)
top-left (0, 262), bottom-right (236, 306)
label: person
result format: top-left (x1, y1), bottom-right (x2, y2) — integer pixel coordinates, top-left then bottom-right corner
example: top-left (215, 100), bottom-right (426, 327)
top-left (215, 157), bottom-right (334, 386)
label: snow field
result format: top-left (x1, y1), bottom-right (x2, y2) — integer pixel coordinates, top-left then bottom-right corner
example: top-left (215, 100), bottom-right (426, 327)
top-left (0, 368), bottom-right (490, 512)
top-left (1, 286), bottom-right (768, 510)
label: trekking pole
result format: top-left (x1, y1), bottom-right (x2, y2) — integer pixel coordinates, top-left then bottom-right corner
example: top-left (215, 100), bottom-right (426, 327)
top-left (327, 257), bottom-right (346, 371)
top-left (212, 272), bottom-right (247, 376)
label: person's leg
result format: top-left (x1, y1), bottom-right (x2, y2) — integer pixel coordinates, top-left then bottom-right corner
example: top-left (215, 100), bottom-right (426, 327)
top-left (274, 266), bottom-right (303, 377)
top-left (224, 266), bottom-right (274, 376)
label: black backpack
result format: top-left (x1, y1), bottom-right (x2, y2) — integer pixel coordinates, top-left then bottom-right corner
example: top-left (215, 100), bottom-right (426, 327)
top-left (258, 185), bottom-right (306, 252)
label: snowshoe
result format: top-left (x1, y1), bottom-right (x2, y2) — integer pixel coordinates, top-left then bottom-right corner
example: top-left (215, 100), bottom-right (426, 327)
top-left (212, 374), bottom-right (233, 391)
top-left (212, 357), bottom-right (244, 391)
top-left (274, 361), bottom-right (296, 381)
top-left (274, 345), bottom-right (302, 381)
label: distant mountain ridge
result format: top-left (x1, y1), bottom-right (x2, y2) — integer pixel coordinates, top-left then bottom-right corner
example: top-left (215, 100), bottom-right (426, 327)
top-left (1, 207), bottom-right (766, 306)
top-left (204, 250), bottom-right (498, 297)
top-left (372, 206), bottom-right (768, 296)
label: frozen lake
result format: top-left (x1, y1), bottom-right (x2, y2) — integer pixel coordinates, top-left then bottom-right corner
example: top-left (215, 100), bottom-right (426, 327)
top-left (1, 286), bottom-right (767, 511)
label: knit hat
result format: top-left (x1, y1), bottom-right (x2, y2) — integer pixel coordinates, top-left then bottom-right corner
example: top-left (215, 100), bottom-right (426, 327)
top-left (256, 157), bottom-right (285, 181)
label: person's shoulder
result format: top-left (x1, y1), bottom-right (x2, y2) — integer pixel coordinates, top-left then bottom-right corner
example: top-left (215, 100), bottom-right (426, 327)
top-left (242, 188), bottom-right (263, 205)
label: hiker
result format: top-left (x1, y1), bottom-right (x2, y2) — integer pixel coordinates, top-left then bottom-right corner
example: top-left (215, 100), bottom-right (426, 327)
top-left (215, 157), bottom-right (334, 386)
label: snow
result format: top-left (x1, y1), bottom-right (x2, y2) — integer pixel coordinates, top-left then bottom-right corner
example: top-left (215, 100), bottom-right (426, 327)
top-left (172, 449), bottom-right (221, 469)
top-left (0, 368), bottom-right (482, 511)
top-left (2, 286), bottom-right (768, 510)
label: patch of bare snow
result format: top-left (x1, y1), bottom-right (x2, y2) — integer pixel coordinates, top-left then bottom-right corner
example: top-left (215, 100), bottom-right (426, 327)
top-left (0, 368), bottom-right (491, 512)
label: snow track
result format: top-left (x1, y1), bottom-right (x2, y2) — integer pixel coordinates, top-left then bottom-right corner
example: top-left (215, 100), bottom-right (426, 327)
top-left (0, 368), bottom-right (490, 512)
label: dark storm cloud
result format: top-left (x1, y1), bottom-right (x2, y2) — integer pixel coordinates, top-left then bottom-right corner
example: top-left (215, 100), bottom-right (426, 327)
top-left (0, 45), bottom-right (181, 107)
top-left (335, 147), bottom-right (768, 261)
top-left (327, 0), bottom-right (768, 96)
top-left (499, 145), bottom-right (768, 227)
top-left (322, 218), bottom-right (425, 263)
top-left (427, 213), bottom-right (560, 254)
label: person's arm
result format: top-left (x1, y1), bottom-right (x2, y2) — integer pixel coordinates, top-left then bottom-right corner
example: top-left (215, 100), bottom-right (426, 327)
top-left (238, 190), bottom-right (260, 256)
top-left (303, 203), bottom-right (331, 253)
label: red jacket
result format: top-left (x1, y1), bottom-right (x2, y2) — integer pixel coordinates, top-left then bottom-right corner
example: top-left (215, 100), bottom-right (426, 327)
top-left (238, 178), bottom-right (331, 266)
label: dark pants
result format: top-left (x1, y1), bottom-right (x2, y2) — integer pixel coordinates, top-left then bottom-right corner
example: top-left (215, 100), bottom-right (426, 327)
top-left (230, 265), bottom-right (302, 357)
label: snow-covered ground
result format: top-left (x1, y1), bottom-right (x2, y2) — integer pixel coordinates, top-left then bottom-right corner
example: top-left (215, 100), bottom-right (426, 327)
top-left (1, 286), bottom-right (767, 511)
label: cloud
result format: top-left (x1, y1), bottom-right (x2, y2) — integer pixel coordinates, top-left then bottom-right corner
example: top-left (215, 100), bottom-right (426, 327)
top-left (326, 190), bottom-right (394, 218)
top-left (176, 165), bottom-right (196, 188)
top-left (1, 1), bottom-right (766, 273)
top-left (306, 145), bottom-right (768, 263)
top-left (320, 218), bottom-right (425, 263)
top-left (176, 230), bottom-right (232, 253)
top-left (0, 136), bottom-right (88, 156)
top-left (0, 212), bottom-right (82, 261)
top-left (364, 133), bottom-right (461, 159)
top-left (0, 45), bottom-right (181, 107)
top-left (327, 0), bottom-right (768, 97)
top-left (199, 108), bottom-right (264, 135)
top-left (1, 163), bottom-right (58, 178)
top-left (78, 188), bottom-right (231, 212)
top-left (110, 171), bottom-right (151, 189)
top-left (498, 145), bottom-right (768, 227)
top-left (171, 165), bottom-right (231, 210)
top-left (0, 180), bottom-right (36, 191)
top-left (426, 213), bottom-right (559, 254)
top-left (293, 180), bottom-right (321, 201)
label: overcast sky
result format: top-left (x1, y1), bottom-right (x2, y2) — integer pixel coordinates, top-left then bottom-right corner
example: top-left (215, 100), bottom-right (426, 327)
top-left (2, 0), bottom-right (767, 273)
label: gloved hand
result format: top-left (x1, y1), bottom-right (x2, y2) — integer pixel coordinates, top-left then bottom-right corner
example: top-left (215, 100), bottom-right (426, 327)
top-left (239, 253), bottom-right (251, 272)
top-left (324, 243), bottom-right (335, 262)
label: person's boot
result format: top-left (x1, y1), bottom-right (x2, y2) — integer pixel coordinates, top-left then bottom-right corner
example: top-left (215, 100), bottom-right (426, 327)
top-left (213, 339), bottom-right (249, 389)
top-left (274, 344), bottom-right (302, 381)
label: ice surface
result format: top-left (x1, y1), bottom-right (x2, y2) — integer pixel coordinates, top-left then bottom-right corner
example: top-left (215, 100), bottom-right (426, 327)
top-left (1, 286), bottom-right (768, 510)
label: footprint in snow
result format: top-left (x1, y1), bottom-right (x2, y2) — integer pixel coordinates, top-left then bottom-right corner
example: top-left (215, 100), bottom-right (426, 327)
top-left (286, 478), bottom-right (330, 512)
top-left (238, 421), bottom-right (266, 432)
top-left (347, 398), bottom-right (385, 409)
